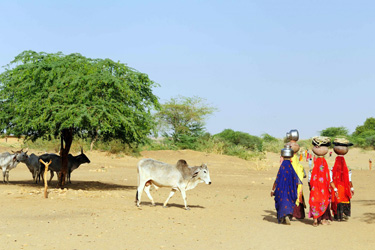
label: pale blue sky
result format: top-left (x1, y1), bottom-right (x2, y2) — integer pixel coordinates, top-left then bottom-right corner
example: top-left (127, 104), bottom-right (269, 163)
top-left (1, 0), bottom-right (374, 139)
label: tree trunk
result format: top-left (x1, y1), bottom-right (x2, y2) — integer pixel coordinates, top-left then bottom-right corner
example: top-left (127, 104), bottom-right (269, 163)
top-left (90, 134), bottom-right (98, 151)
top-left (59, 128), bottom-right (73, 188)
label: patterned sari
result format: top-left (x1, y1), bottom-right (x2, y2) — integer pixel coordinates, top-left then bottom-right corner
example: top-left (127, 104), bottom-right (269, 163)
top-left (274, 160), bottom-right (300, 222)
top-left (309, 157), bottom-right (331, 219)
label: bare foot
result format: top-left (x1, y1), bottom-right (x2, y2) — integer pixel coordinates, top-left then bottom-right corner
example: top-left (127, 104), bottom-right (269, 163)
top-left (285, 216), bottom-right (291, 225)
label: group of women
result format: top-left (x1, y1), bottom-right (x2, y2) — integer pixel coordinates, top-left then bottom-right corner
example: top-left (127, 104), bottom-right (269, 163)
top-left (271, 134), bottom-right (354, 227)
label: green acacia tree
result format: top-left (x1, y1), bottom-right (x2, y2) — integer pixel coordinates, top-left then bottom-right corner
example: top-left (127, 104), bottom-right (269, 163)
top-left (320, 126), bottom-right (349, 137)
top-left (155, 96), bottom-right (216, 144)
top-left (353, 117), bottom-right (375, 135)
top-left (0, 50), bottom-right (160, 187)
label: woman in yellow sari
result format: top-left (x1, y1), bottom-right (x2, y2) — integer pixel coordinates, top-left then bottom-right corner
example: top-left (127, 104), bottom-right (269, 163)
top-left (289, 141), bottom-right (305, 219)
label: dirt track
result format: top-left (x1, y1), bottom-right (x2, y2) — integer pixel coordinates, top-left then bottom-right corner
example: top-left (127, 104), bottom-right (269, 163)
top-left (1, 139), bottom-right (375, 250)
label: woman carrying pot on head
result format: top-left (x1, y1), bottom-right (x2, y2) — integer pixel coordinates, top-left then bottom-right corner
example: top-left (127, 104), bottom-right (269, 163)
top-left (289, 141), bottom-right (306, 220)
top-left (286, 129), bottom-right (306, 220)
top-left (331, 138), bottom-right (354, 221)
top-left (271, 144), bottom-right (301, 225)
top-left (309, 136), bottom-right (338, 227)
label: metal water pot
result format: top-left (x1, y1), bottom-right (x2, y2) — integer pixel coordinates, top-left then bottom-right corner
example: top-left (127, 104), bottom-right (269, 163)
top-left (281, 144), bottom-right (294, 158)
top-left (286, 129), bottom-right (299, 141)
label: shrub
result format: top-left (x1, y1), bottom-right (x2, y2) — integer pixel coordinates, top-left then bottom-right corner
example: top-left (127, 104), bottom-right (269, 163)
top-left (214, 129), bottom-right (263, 152)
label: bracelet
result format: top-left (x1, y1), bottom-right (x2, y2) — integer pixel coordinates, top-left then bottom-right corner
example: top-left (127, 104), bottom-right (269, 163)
top-left (334, 188), bottom-right (338, 192)
top-left (271, 190), bottom-right (275, 192)
top-left (351, 187), bottom-right (354, 191)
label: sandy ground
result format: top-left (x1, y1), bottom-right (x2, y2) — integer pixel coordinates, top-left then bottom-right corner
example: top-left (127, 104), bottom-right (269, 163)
top-left (0, 138), bottom-right (375, 250)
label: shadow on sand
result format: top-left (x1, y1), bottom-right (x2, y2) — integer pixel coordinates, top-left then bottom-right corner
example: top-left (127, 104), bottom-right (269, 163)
top-left (140, 201), bottom-right (205, 210)
top-left (263, 209), bottom-right (313, 225)
top-left (352, 199), bottom-right (375, 206)
top-left (360, 213), bottom-right (375, 224)
top-left (6, 180), bottom-right (136, 191)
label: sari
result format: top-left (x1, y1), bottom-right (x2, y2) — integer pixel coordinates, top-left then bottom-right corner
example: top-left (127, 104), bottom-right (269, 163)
top-left (291, 154), bottom-right (305, 218)
top-left (309, 157), bottom-right (331, 219)
top-left (274, 160), bottom-right (300, 222)
top-left (291, 154), bottom-right (304, 206)
top-left (331, 156), bottom-right (352, 217)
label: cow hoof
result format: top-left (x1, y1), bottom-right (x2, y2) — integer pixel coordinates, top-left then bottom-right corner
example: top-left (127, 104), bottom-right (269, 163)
top-left (163, 205), bottom-right (168, 208)
top-left (185, 207), bottom-right (191, 210)
top-left (151, 203), bottom-right (156, 206)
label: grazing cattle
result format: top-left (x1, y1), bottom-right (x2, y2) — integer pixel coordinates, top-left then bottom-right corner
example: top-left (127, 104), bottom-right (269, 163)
top-left (39, 148), bottom-right (90, 184)
top-left (23, 153), bottom-right (42, 183)
top-left (136, 158), bottom-right (212, 210)
top-left (0, 149), bottom-right (29, 183)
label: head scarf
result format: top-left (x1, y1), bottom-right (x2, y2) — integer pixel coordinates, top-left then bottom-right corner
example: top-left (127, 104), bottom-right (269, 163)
top-left (331, 156), bottom-right (352, 214)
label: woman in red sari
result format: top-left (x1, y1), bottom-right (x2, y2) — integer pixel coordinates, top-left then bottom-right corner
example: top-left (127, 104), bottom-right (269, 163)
top-left (331, 138), bottom-right (354, 221)
top-left (309, 137), bottom-right (338, 227)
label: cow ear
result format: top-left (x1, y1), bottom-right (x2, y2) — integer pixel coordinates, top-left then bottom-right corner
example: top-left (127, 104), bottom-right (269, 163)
top-left (192, 171), bottom-right (199, 178)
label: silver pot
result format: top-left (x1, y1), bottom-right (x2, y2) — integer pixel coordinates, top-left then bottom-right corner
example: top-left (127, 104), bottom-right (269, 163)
top-left (286, 129), bottom-right (299, 141)
top-left (281, 144), bottom-right (294, 158)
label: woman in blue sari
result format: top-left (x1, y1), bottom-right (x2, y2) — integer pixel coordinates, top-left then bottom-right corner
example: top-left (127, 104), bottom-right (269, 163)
top-left (271, 145), bottom-right (301, 224)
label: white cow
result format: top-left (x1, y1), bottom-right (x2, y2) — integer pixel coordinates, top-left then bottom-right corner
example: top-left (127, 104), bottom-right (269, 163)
top-left (136, 158), bottom-right (211, 210)
top-left (0, 149), bottom-right (29, 183)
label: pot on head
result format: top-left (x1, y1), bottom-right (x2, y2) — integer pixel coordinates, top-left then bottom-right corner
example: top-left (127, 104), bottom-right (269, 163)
top-left (289, 141), bottom-right (300, 153)
top-left (286, 129), bottom-right (299, 142)
top-left (312, 146), bottom-right (329, 156)
top-left (334, 146), bottom-right (349, 155)
top-left (281, 144), bottom-right (294, 158)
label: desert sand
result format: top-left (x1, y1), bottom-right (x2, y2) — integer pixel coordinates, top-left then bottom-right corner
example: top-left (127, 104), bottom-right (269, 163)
top-left (0, 138), bottom-right (374, 250)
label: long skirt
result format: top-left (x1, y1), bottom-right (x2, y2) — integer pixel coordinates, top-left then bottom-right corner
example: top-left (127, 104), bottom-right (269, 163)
top-left (334, 202), bottom-right (351, 220)
top-left (317, 204), bottom-right (332, 223)
top-left (292, 195), bottom-right (305, 219)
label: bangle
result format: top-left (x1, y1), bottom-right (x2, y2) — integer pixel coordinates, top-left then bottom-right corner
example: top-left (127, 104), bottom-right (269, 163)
top-left (351, 187), bottom-right (354, 191)
top-left (334, 188), bottom-right (338, 192)
top-left (271, 190), bottom-right (275, 192)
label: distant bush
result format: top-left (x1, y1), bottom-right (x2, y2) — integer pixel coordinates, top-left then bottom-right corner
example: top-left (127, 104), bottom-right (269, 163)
top-left (214, 129), bottom-right (263, 152)
top-left (23, 138), bottom-right (140, 156)
top-left (351, 130), bottom-right (375, 149)
top-left (261, 133), bottom-right (278, 143)
top-left (320, 127), bottom-right (349, 138)
top-left (23, 138), bottom-right (90, 153)
top-left (263, 139), bottom-right (284, 153)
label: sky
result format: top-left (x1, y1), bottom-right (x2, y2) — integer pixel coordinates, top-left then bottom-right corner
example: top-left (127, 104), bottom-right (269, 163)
top-left (1, 0), bottom-right (374, 139)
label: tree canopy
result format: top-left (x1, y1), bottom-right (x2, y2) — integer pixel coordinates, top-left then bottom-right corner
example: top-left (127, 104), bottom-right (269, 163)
top-left (155, 96), bottom-right (216, 142)
top-left (320, 126), bottom-right (349, 138)
top-left (0, 50), bottom-right (160, 145)
top-left (353, 117), bottom-right (375, 136)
